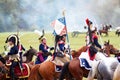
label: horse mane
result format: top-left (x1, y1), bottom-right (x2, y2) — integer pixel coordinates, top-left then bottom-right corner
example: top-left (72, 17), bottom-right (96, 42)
top-left (72, 46), bottom-right (87, 58)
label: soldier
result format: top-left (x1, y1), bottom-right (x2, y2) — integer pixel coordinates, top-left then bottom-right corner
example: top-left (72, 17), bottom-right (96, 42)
top-left (39, 37), bottom-right (53, 60)
top-left (85, 19), bottom-right (101, 50)
top-left (7, 37), bottom-right (19, 80)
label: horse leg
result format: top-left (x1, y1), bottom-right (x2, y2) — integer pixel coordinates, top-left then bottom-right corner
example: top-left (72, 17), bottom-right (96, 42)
top-left (87, 61), bottom-right (99, 80)
top-left (113, 64), bottom-right (120, 80)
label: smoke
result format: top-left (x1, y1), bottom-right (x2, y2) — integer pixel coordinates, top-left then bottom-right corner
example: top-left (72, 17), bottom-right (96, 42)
top-left (0, 0), bottom-right (119, 32)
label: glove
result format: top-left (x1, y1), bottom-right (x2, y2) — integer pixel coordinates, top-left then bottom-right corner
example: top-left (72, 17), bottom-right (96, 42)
top-left (47, 48), bottom-right (50, 52)
top-left (50, 47), bottom-right (54, 50)
top-left (101, 45), bottom-right (105, 49)
top-left (4, 51), bottom-right (8, 55)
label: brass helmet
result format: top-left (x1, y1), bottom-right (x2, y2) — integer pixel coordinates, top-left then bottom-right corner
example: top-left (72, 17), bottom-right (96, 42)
top-left (6, 34), bottom-right (19, 45)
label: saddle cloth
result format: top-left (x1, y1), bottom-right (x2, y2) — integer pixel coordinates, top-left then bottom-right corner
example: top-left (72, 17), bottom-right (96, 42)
top-left (6, 63), bottom-right (30, 78)
top-left (80, 58), bottom-right (91, 70)
top-left (79, 52), bottom-right (92, 70)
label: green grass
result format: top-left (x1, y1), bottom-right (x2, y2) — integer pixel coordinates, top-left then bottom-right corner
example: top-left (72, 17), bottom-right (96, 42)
top-left (0, 31), bottom-right (120, 53)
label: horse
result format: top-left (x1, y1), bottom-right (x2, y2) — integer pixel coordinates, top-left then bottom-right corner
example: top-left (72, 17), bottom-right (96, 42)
top-left (103, 40), bottom-right (120, 57)
top-left (28, 54), bottom-right (71, 80)
top-left (71, 31), bottom-right (82, 38)
top-left (115, 27), bottom-right (120, 37)
top-left (98, 24), bottom-right (112, 36)
top-left (59, 42), bottom-right (119, 80)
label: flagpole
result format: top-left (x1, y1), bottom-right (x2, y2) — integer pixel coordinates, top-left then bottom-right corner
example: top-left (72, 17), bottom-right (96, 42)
top-left (62, 10), bottom-right (72, 60)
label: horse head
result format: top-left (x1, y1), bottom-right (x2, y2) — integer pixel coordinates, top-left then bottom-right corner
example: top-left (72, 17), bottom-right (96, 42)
top-left (24, 46), bottom-right (38, 57)
top-left (103, 40), bottom-right (119, 56)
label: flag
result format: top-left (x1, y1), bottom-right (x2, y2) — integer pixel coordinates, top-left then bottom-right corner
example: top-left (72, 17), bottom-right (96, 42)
top-left (51, 17), bottom-right (67, 36)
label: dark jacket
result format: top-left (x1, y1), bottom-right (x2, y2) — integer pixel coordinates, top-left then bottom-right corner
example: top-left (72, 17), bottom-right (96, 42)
top-left (39, 43), bottom-right (49, 53)
top-left (8, 45), bottom-right (18, 55)
top-left (92, 35), bottom-right (101, 49)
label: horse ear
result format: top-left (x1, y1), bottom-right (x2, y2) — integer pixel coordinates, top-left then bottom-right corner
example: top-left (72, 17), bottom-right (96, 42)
top-left (104, 41), bottom-right (107, 45)
top-left (30, 46), bottom-right (32, 49)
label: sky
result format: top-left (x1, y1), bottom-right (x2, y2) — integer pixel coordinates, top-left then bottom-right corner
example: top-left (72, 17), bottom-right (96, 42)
top-left (0, 0), bottom-right (120, 32)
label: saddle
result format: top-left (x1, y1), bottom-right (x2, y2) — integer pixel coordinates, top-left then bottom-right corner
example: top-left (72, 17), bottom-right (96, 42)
top-left (51, 54), bottom-right (70, 72)
top-left (6, 62), bottom-right (30, 79)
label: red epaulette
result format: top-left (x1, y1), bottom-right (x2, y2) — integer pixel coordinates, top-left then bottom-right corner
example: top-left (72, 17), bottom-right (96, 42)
top-left (92, 35), bottom-right (98, 39)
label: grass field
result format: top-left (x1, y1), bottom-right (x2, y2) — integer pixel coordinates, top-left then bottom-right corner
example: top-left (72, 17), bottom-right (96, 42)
top-left (0, 31), bottom-right (120, 52)
top-left (0, 31), bottom-right (120, 53)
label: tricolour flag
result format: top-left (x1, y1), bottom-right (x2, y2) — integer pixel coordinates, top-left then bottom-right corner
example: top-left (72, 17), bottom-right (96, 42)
top-left (51, 17), bottom-right (67, 36)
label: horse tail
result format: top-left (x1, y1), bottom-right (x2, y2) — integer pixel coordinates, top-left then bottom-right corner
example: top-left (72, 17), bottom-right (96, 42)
top-left (113, 64), bottom-right (120, 80)
top-left (28, 64), bottom-right (42, 80)
top-left (59, 62), bottom-right (71, 80)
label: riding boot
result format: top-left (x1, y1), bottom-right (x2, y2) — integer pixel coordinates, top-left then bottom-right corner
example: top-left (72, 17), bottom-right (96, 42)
top-left (10, 60), bottom-right (15, 80)
top-left (10, 60), bottom-right (18, 80)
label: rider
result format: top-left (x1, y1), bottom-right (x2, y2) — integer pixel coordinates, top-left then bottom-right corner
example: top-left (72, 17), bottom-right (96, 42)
top-left (85, 19), bottom-right (102, 60)
top-left (86, 21), bottom-right (101, 50)
top-left (39, 37), bottom-right (53, 60)
top-left (7, 37), bottom-right (19, 79)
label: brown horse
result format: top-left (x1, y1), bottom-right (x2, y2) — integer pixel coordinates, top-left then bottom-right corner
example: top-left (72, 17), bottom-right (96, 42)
top-left (98, 25), bottom-right (112, 36)
top-left (0, 55), bottom-right (34, 80)
top-left (28, 46), bottom-right (88, 80)
top-left (28, 56), bottom-right (71, 80)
